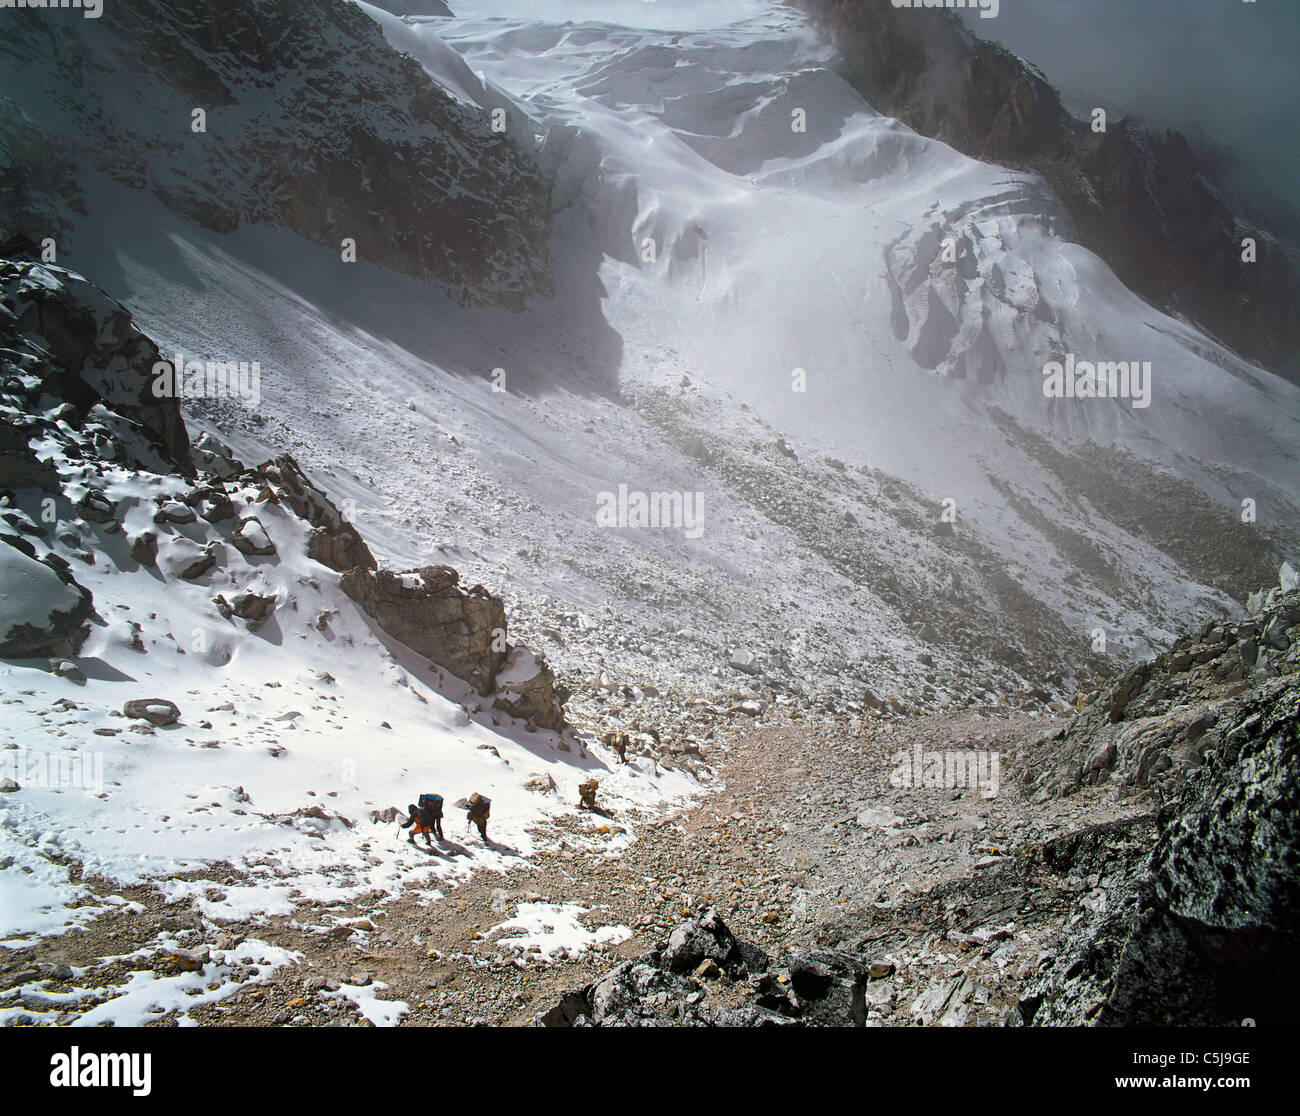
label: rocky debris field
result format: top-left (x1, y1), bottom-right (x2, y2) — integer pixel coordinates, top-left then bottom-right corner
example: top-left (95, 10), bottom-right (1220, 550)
top-left (531, 596), bottom-right (1300, 1027)
top-left (3, 577), bottom-right (1296, 1027)
top-left (0, 701), bottom-right (1142, 1027)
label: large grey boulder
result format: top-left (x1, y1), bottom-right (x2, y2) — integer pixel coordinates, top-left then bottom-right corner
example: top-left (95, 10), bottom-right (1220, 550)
top-left (491, 644), bottom-right (565, 732)
top-left (340, 564), bottom-right (506, 696)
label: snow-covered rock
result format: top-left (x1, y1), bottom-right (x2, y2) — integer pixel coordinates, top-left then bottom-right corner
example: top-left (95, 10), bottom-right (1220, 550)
top-left (0, 539), bottom-right (94, 657)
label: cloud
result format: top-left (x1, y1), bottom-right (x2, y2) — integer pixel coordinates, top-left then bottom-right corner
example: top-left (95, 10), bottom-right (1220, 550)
top-left (959, 0), bottom-right (1297, 209)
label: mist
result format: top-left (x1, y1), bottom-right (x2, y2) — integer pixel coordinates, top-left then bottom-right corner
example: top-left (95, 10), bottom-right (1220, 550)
top-left (958, 0), bottom-right (1298, 229)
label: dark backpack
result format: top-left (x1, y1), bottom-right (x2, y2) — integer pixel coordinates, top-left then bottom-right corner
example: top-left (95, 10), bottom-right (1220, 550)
top-left (418, 793), bottom-right (444, 820)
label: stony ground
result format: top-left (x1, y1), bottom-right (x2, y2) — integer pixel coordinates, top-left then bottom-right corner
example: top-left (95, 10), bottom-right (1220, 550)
top-left (0, 699), bottom-right (1154, 1027)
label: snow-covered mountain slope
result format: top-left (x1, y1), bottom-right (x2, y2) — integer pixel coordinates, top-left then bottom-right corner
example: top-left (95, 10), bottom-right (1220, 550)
top-left (0, 258), bottom-right (697, 945)
top-left (5, 0), bottom-right (1298, 719)
top-left (793, 0), bottom-right (1300, 383)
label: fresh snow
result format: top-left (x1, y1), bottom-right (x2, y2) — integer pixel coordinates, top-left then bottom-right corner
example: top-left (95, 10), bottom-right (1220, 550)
top-left (488, 901), bottom-right (632, 961)
top-left (0, 445), bottom-right (697, 943)
top-left (4, 0), bottom-right (1298, 958)
top-left (0, 545), bottom-right (82, 641)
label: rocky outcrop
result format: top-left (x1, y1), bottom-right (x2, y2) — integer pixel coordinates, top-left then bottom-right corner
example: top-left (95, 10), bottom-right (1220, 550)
top-left (1019, 675), bottom-right (1300, 1027)
top-left (249, 456), bottom-right (375, 574)
top-left (1018, 580), bottom-right (1300, 801)
top-left (340, 562), bottom-right (566, 725)
top-left (1, 252), bottom-right (567, 750)
top-left (794, 0), bottom-right (1300, 381)
top-left (491, 645), bottom-right (566, 732)
top-left (340, 565), bottom-right (507, 697)
top-left (0, 0), bottom-right (551, 308)
top-left (190, 433), bottom-right (245, 481)
top-left (539, 910), bottom-right (877, 1027)
top-left (230, 515), bottom-right (276, 557)
top-left (0, 257), bottom-right (191, 474)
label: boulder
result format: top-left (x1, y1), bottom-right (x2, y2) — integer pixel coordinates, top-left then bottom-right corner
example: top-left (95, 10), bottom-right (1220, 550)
top-left (491, 644), bottom-right (566, 731)
top-left (727, 648), bottom-right (762, 675)
top-left (76, 489), bottom-right (116, 524)
top-left (587, 959), bottom-right (701, 1026)
top-left (778, 950), bottom-right (869, 1026)
top-left (662, 910), bottom-right (749, 976)
top-left (184, 484), bottom-right (235, 523)
top-left (0, 536), bottom-right (94, 657)
top-left (177, 543), bottom-right (220, 580)
top-left (123, 698), bottom-right (181, 726)
top-left (153, 498), bottom-right (196, 525)
top-left (128, 531), bottom-right (158, 566)
top-left (231, 515), bottom-right (276, 556)
top-left (50, 657), bottom-right (85, 683)
top-left (232, 591), bottom-right (276, 625)
top-left (190, 432), bottom-right (244, 480)
top-left (340, 564), bottom-right (506, 696)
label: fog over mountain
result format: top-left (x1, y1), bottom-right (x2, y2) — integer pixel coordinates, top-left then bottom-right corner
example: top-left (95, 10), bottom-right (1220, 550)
top-left (957, 0), bottom-right (1299, 225)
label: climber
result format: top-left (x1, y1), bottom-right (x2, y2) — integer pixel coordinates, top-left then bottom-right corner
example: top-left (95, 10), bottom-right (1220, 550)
top-left (603, 730), bottom-right (629, 764)
top-left (466, 792), bottom-right (491, 842)
top-left (400, 793), bottom-right (444, 847)
top-left (578, 778), bottom-right (599, 810)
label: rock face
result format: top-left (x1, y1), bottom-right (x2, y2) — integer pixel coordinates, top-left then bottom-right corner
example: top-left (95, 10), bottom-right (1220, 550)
top-left (1020, 676), bottom-right (1300, 1027)
top-left (0, 0), bottom-right (551, 309)
top-left (340, 563), bottom-right (566, 725)
top-left (340, 565), bottom-right (507, 697)
top-left (366, 0), bottom-right (453, 15)
top-left (0, 258), bottom-right (191, 474)
top-left (1018, 585), bottom-right (1300, 800)
top-left (794, 0), bottom-right (1300, 382)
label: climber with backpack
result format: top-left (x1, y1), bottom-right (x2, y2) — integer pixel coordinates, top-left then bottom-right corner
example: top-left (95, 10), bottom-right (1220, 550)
top-left (399, 793), bottom-right (444, 847)
top-left (466, 792), bottom-right (491, 842)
